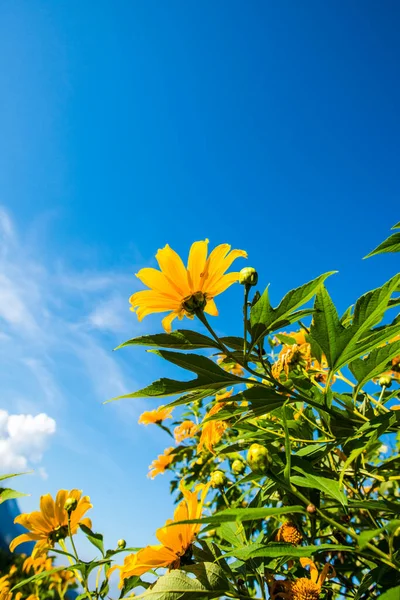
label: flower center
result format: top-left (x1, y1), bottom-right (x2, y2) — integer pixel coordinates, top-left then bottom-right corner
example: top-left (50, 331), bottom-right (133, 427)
top-left (182, 292), bottom-right (207, 314)
top-left (49, 525), bottom-right (69, 543)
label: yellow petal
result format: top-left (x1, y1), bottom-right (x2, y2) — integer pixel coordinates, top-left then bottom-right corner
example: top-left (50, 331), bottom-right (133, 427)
top-left (155, 245), bottom-right (190, 297)
top-left (54, 490), bottom-right (69, 525)
top-left (39, 494), bottom-right (55, 527)
top-left (187, 240), bottom-right (209, 292)
top-left (206, 272), bottom-right (241, 297)
top-left (161, 311), bottom-right (179, 333)
top-left (204, 298), bottom-right (218, 316)
top-left (10, 533), bottom-right (42, 552)
top-left (136, 268), bottom-right (182, 301)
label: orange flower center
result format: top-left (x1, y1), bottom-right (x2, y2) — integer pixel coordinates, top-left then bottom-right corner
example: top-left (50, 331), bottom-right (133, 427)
top-left (182, 292), bottom-right (207, 314)
top-left (291, 578), bottom-right (321, 600)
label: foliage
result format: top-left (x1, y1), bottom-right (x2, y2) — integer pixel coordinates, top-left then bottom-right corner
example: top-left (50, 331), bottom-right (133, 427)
top-left (7, 227), bottom-right (400, 599)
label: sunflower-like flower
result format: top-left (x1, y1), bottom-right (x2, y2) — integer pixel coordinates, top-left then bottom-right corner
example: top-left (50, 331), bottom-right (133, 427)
top-left (129, 240), bottom-right (247, 333)
top-left (276, 522), bottom-right (303, 545)
top-left (10, 490), bottom-right (92, 558)
top-left (197, 390), bottom-right (233, 454)
top-left (117, 483), bottom-right (209, 583)
top-left (148, 447), bottom-right (175, 479)
top-left (269, 558), bottom-right (335, 600)
top-left (174, 420), bottom-right (197, 444)
top-left (138, 405), bottom-right (173, 425)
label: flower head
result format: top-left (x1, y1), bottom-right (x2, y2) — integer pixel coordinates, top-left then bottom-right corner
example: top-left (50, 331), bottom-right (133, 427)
top-left (197, 390), bottom-right (233, 454)
top-left (269, 558), bottom-right (335, 600)
top-left (138, 405), bottom-right (173, 425)
top-left (148, 447), bottom-right (175, 479)
top-left (10, 489), bottom-right (92, 557)
top-left (276, 522), bottom-right (303, 545)
top-left (174, 420), bottom-right (197, 444)
top-left (129, 241), bottom-right (247, 333)
top-left (117, 483), bottom-right (209, 583)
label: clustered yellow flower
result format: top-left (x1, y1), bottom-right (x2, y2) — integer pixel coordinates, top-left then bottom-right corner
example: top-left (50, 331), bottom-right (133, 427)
top-left (269, 558), bottom-right (335, 600)
top-left (10, 489), bottom-right (92, 558)
top-left (138, 405), bottom-right (173, 425)
top-left (174, 420), bottom-right (197, 443)
top-left (129, 240), bottom-right (247, 332)
top-left (148, 447), bottom-right (175, 479)
top-left (116, 483), bottom-right (210, 584)
top-left (197, 389), bottom-right (233, 454)
top-left (272, 330), bottom-right (330, 384)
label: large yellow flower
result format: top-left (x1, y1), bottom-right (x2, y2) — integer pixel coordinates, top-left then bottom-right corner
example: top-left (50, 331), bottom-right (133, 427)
top-left (129, 240), bottom-right (247, 332)
top-left (10, 489), bottom-right (92, 557)
top-left (197, 389), bottom-right (233, 454)
top-left (117, 483), bottom-right (209, 583)
top-left (138, 405), bottom-right (173, 425)
top-left (148, 447), bottom-right (175, 479)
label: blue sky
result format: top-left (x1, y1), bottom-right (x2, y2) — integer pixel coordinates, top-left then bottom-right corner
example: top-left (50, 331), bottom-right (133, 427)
top-left (0, 0), bottom-right (399, 564)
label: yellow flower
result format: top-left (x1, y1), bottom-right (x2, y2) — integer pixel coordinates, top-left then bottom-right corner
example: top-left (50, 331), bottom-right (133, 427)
top-left (217, 355), bottom-right (245, 377)
top-left (272, 343), bottom-right (312, 379)
top-left (174, 420), bottom-right (197, 444)
top-left (117, 483), bottom-right (209, 582)
top-left (23, 555), bottom-right (53, 574)
top-left (269, 558), bottom-right (335, 600)
top-left (10, 489), bottom-right (92, 557)
top-left (197, 390), bottom-right (233, 454)
top-left (0, 576), bottom-right (10, 593)
top-left (138, 405), bottom-right (173, 425)
top-left (276, 522), bottom-right (303, 545)
top-left (148, 447), bottom-right (175, 479)
top-left (129, 240), bottom-right (247, 333)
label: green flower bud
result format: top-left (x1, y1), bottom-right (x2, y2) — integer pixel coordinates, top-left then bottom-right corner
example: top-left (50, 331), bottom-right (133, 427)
top-left (210, 470), bottom-right (226, 488)
top-left (64, 497), bottom-right (78, 513)
top-left (247, 443), bottom-right (271, 473)
top-left (182, 292), bottom-right (207, 314)
top-left (117, 539), bottom-right (126, 549)
top-left (378, 375), bottom-right (392, 388)
top-left (231, 459), bottom-right (246, 475)
top-left (239, 267), bottom-right (258, 287)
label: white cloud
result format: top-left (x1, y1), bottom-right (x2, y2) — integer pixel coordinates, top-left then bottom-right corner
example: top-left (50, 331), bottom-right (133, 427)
top-left (0, 409), bottom-right (56, 473)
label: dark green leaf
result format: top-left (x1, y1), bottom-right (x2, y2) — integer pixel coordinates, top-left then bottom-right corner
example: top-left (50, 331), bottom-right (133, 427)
top-left (223, 543), bottom-right (352, 561)
top-left (291, 472), bottom-right (347, 506)
top-left (79, 523), bottom-right (104, 556)
top-left (115, 330), bottom-right (220, 351)
top-left (171, 505), bottom-right (305, 526)
top-left (349, 339), bottom-right (400, 392)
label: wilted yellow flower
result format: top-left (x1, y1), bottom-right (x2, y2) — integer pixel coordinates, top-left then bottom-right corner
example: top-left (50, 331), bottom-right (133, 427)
top-left (117, 483), bottom-right (209, 582)
top-left (138, 405), bottom-right (173, 425)
top-left (174, 420), bottom-right (197, 444)
top-left (148, 447), bottom-right (175, 479)
top-left (10, 490), bottom-right (92, 557)
top-left (197, 390), bottom-right (233, 454)
top-left (217, 355), bottom-right (245, 377)
top-left (276, 522), bottom-right (303, 545)
top-left (129, 240), bottom-right (247, 332)
top-left (272, 343), bottom-right (312, 379)
top-left (269, 558), bottom-right (335, 600)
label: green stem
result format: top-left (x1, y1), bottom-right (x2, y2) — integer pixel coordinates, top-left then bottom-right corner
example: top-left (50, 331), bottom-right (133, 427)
top-left (243, 285), bottom-right (250, 362)
top-left (67, 516), bottom-right (92, 600)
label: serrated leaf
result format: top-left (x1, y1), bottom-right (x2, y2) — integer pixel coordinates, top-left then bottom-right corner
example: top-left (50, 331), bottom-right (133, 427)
top-left (249, 272), bottom-right (335, 347)
top-left (115, 330), bottom-right (220, 351)
top-left (171, 505), bottom-right (305, 527)
top-left (134, 564), bottom-right (231, 600)
top-left (291, 473), bottom-right (347, 506)
top-left (365, 232), bottom-right (400, 258)
top-left (0, 488), bottom-right (28, 503)
top-left (107, 352), bottom-right (242, 402)
top-left (223, 543), bottom-right (352, 561)
top-left (349, 340), bottom-right (400, 392)
top-left (79, 523), bottom-right (104, 556)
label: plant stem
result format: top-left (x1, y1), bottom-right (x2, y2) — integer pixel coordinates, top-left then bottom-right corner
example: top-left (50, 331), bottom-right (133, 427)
top-left (243, 285), bottom-right (250, 362)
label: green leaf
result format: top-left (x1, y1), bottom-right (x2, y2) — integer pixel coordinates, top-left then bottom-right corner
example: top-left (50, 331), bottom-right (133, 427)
top-left (12, 566), bottom-right (80, 591)
top-left (0, 472), bottom-right (28, 481)
top-left (79, 523), bottom-right (104, 556)
top-left (107, 352), bottom-right (242, 402)
top-left (134, 564), bottom-right (231, 600)
top-left (282, 403), bottom-right (291, 484)
top-left (0, 488), bottom-right (28, 503)
top-left (249, 272), bottom-right (335, 347)
top-left (378, 586), bottom-right (400, 600)
top-left (358, 528), bottom-right (381, 549)
top-left (365, 232), bottom-right (400, 258)
top-left (115, 330), bottom-right (220, 351)
top-left (223, 543), bottom-right (351, 561)
top-left (349, 339), bottom-right (400, 392)
top-left (171, 506), bottom-right (305, 526)
top-left (291, 472), bottom-right (347, 506)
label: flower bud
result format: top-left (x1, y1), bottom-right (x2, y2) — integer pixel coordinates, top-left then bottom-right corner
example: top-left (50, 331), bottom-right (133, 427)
top-left (210, 470), bottom-right (226, 488)
top-left (378, 375), bottom-right (392, 388)
top-left (231, 459), bottom-right (246, 475)
top-left (117, 539), bottom-right (126, 549)
top-left (247, 443), bottom-right (271, 473)
top-left (306, 503), bottom-right (316, 514)
top-left (239, 267), bottom-right (258, 287)
top-left (64, 497), bottom-right (78, 513)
